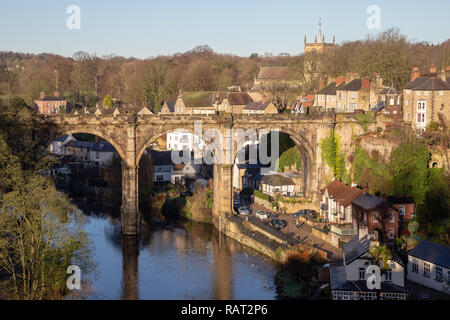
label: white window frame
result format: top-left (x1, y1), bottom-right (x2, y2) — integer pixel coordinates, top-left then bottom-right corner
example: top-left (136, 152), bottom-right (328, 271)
top-left (412, 258), bottom-right (419, 273)
top-left (423, 262), bottom-right (431, 278)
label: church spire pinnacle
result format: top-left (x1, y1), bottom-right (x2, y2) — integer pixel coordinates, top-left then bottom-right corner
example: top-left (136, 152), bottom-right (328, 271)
top-left (317, 18), bottom-right (323, 43)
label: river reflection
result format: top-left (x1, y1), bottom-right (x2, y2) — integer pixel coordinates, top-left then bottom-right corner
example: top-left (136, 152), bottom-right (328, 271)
top-left (82, 214), bottom-right (278, 300)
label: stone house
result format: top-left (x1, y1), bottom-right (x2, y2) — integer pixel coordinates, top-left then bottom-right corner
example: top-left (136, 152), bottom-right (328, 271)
top-left (377, 87), bottom-right (403, 115)
top-left (215, 92), bottom-right (253, 114)
top-left (330, 236), bottom-right (408, 300)
top-left (336, 76), bottom-right (383, 113)
top-left (64, 140), bottom-right (94, 163)
top-left (35, 92), bottom-right (67, 114)
top-left (48, 134), bottom-right (77, 156)
top-left (242, 101), bottom-right (278, 115)
top-left (402, 66), bottom-right (450, 132)
top-left (250, 67), bottom-right (302, 92)
top-left (314, 77), bottom-right (347, 111)
top-left (352, 193), bottom-right (399, 243)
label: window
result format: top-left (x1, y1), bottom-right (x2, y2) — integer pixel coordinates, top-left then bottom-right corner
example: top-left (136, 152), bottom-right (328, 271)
top-left (373, 213), bottom-right (378, 222)
top-left (399, 206), bottom-right (405, 215)
top-left (156, 175), bottom-right (164, 182)
top-left (436, 266), bottom-right (443, 282)
top-left (406, 112), bottom-right (411, 120)
top-left (423, 262), bottom-right (431, 278)
top-left (390, 213), bottom-right (395, 222)
top-left (416, 91), bottom-right (421, 96)
top-left (439, 90), bottom-right (444, 96)
top-left (424, 91), bottom-right (429, 96)
top-left (412, 258), bottom-right (418, 273)
top-left (389, 228), bottom-right (395, 239)
top-left (359, 268), bottom-right (366, 280)
top-left (385, 270), bottom-right (392, 282)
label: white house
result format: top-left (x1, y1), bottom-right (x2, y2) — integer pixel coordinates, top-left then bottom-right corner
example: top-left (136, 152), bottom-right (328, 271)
top-left (150, 151), bottom-right (173, 183)
top-left (167, 130), bottom-right (204, 152)
top-left (260, 174), bottom-right (295, 197)
top-left (407, 240), bottom-right (450, 294)
top-left (330, 236), bottom-right (409, 300)
top-left (48, 134), bottom-right (77, 156)
top-left (171, 162), bottom-right (201, 184)
top-left (89, 141), bottom-right (117, 166)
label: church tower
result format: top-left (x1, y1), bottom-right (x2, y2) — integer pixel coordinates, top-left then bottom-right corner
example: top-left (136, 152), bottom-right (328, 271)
top-left (304, 20), bottom-right (335, 54)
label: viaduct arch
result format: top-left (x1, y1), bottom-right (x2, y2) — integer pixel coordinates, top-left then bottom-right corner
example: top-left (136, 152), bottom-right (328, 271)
top-left (45, 112), bottom-right (337, 236)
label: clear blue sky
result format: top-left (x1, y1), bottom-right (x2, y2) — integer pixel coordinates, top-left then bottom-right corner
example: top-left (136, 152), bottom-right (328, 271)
top-left (0, 0), bottom-right (449, 58)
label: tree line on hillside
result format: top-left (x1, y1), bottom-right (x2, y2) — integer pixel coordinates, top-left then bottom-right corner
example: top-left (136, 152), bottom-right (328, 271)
top-left (0, 29), bottom-right (449, 112)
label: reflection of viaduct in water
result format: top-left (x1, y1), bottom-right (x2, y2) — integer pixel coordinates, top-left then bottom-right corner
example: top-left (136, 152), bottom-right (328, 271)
top-left (45, 112), bottom-right (353, 235)
top-left (212, 231), bottom-right (233, 300)
top-left (121, 236), bottom-right (139, 300)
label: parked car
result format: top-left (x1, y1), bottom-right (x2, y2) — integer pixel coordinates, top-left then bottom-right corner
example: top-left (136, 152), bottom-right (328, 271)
top-left (292, 211), bottom-right (302, 218)
top-left (238, 206), bottom-right (251, 216)
top-left (271, 219), bottom-right (288, 230)
top-left (256, 210), bottom-right (269, 220)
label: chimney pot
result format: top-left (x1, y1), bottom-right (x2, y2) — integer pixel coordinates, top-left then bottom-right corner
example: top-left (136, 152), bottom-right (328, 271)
top-left (430, 65), bottom-right (437, 73)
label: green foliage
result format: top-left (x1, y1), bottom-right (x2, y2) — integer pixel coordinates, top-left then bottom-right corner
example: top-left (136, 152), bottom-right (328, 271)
top-left (320, 131), bottom-right (349, 182)
top-left (369, 245), bottom-right (393, 271)
top-left (408, 220), bottom-right (420, 235)
top-left (356, 113), bottom-right (373, 132)
top-left (254, 189), bottom-right (270, 202)
top-left (0, 134), bottom-right (92, 299)
top-left (353, 145), bottom-right (390, 194)
top-left (278, 146), bottom-right (302, 172)
top-left (102, 94), bottom-right (114, 108)
top-left (390, 141), bottom-right (430, 203)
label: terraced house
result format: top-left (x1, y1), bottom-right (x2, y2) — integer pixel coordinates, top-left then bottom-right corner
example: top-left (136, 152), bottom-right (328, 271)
top-left (336, 75), bottom-right (383, 113)
top-left (403, 66), bottom-right (450, 132)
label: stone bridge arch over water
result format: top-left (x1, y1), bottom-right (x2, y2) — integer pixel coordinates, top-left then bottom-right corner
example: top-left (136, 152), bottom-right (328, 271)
top-left (44, 112), bottom-right (338, 235)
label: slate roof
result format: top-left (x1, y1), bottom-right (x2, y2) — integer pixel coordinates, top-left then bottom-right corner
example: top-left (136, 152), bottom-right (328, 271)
top-left (36, 95), bottom-right (65, 101)
top-left (256, 67), bottom-right (300, 80)
top-left (163, 101), bottom-right (175, 112)
top-left (243, 101), bottom-right (271, 111)
top-left (65, 141), bottom-right (94, 149)
top-left (343, 236), bottom-right (371, 265)
top-left (404, 77), bottom-right (450, 91)
top-left (317, 82), bottom-right (337, 95)
top-left (352, 193), bottom-right (383, 210)
top-left (408, 240), bottom-right (450, 268)
top-left (386, 196), bottom-right (415, 205)
top-left (215, 92), bottom-right (253, 105)
top-left (338, 79), bottom-right (363, 91)
top-left (261, 174), bottom-right (294, 186)
top-left (379, 87), bottom-right (402, 95)
top-left (330, 265), bottom-right (408, 294)
top-left (55, 134), bottom-right (70, 142)
top-left (90, 141), bottom-right (116, 152)
top-left (151, 151), bottom-right (173, 166)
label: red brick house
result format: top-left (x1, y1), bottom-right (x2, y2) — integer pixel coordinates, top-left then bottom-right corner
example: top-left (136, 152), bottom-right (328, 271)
top-left (35, 92), bottom-right (67, 114)
top-left (352, 193), bottom-right (399, 243)
top-left (385, 196), bottom-right (416, 232)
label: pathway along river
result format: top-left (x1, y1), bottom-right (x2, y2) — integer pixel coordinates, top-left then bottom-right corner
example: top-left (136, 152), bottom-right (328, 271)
top-left (76, 208), bottom-right (279, 300)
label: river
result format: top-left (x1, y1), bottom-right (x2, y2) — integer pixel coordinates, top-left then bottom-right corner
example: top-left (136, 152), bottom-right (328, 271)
top-left (78, 212), bottom-right (279, 300)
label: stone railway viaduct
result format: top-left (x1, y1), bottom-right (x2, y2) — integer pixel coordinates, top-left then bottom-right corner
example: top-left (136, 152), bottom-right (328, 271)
top-left (44, 112), bottom-right (360, 236)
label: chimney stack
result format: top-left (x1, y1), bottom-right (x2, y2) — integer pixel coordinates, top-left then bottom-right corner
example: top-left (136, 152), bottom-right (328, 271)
top-left (319, 79), bottom-right (325, 91)
top-left (411, 67), bottom-right (420, 81)
top-left (430, 65), bottom-right (437, 74)
top-left (336, 76), bottom-right (347, 86)
top-left (40, 92), bottom-right (45, 99)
